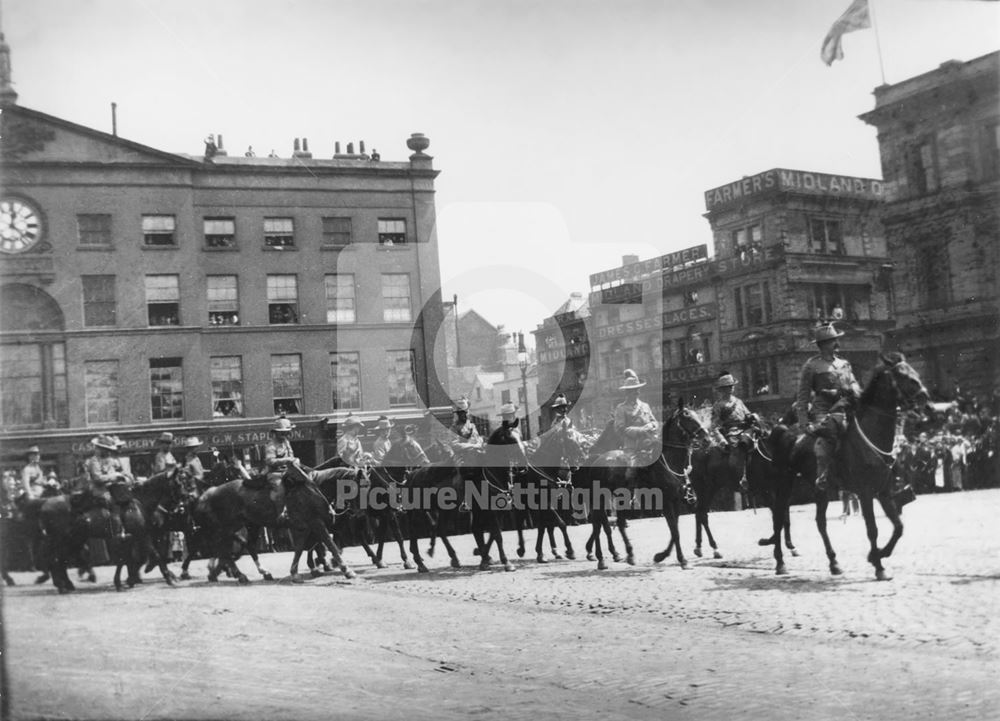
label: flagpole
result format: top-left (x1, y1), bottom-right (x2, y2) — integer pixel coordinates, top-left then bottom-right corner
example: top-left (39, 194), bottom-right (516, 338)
top-left (867, 0), bottom-right (888, 84)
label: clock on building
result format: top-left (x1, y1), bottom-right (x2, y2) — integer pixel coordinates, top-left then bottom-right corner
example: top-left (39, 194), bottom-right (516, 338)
top-left (0, 197), bottom-right (43, 254)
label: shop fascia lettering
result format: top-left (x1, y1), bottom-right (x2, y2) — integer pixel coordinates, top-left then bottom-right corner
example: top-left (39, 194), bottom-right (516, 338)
top-left (596, 316), bottom-right (661, 339)
top-left (704, 168), bottom-right (884, 211)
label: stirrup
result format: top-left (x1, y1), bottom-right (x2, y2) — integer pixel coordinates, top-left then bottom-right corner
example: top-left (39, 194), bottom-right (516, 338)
top-left (683, 483), bottom-right (697, 505)
top-left (815, 472), bottom-right (828, 491)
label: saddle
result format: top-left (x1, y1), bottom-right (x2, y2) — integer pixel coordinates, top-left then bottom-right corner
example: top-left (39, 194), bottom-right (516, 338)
top-left (109, 481), bottom-right (133, 505)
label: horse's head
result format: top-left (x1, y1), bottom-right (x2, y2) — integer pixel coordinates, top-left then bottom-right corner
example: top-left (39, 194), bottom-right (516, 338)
top-left (868, 352), bottom-right (929, 411)
top-left (487, 423), bottom-right (520, 447)
top-left (664, 397), bottom-right (709, 447)
top-left (535, 420), bottom-right (589, 469)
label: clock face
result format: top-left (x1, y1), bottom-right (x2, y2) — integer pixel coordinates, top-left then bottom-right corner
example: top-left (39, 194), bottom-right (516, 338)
top-left (0, 198), bottom-right (43, 254)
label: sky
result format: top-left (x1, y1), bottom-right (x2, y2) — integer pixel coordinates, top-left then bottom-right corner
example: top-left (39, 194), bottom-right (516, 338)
top-left (4, 0), bottom-right (999, 346)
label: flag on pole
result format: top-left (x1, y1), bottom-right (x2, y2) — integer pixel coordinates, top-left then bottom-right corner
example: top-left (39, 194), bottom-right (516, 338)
top-left (821, 0), bottom-right (871, 66)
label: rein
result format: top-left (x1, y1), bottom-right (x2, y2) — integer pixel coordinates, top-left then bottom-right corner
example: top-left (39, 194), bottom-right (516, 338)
top-left (752, 435), bottom-right (774, 463)
top-left (851, 415), bottom-right (896, 469)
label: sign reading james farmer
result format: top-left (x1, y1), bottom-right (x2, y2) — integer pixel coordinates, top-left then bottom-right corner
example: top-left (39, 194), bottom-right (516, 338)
top-left (704, 168), bottom-right (884, 212)
top-left (589, 244), bottom-right (708, 287)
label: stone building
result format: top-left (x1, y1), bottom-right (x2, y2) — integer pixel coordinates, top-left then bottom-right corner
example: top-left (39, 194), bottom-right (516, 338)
top-left (543, 167), bottom-right (892, 425)
top-left (0, 59), bottom-right (449, 476)
top-left (532, 292), bottom-right (593, 431)
top-left (859, 52), bottom-right (1000, 400)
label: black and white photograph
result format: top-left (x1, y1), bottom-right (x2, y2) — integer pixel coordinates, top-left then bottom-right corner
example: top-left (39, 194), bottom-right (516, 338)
top-left (1, 1), bottom-right (998, 719)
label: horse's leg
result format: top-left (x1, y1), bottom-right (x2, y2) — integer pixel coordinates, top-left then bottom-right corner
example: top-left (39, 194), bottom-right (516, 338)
top-left (288, 528), bottom-right (307, 584)
top-left (435, 511), bottom-right (462, 569)
top-left (515, 509), bottom-right (526, 558)
top-left (783, 502), bottom-right (799, 556)
top-left (876, 490), bottom-right (904, 560)
top-left (491, 511), bottom-right (514, 572)
top-left (316, 521), bottom-right (355, 579)
top-left (147, 535), bottom-right (175, 585)
top-left (114, 558), bottom-right (125, 591)
top-left (771, 488), bottom-right (789, 575)
top-left (244, 526), bottom-right (274, 581)
top-left (534, 519), bottom-right (547, 563)
top-left (554, 510), bottom-right (574, 559)
top-left (617, 512), bottom-right (635, 565)
top-left (814, 492), bottom-right (841, 575)
top-left (859, 493), bottom-right (888, 581)
top-left (425, 511), bottom-right (438, 557)
top-left (355, 516), bottom-right (383, 568)
top-left (546, 521), bottom-right (562, 559)
top-left (694, 482), bottom-right (706, 557)
top-left (604, 514), bottom-right (621, 562)
top-left (407, 511), bottom-right (430, 573)
top-left (591, 510), bottom-right (607, 570)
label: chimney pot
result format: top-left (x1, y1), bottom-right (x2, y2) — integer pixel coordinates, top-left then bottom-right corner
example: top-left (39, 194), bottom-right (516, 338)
top-left (359, 140), bottom-right (366, 154)
top-left (622, 254), bottom-right (639, 265)
top-left (303, 138), bottom-right (309, 152)
top-left (335, 141), bottom-right (341, 154)
top-left (294, 138), bottom-right (301, 152)
top-left (347, 142), bottom-right (354, 154)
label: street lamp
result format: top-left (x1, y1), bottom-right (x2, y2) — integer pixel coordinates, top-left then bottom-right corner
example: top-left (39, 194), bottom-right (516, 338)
top-left (517, 331), bottom-right (530, 440)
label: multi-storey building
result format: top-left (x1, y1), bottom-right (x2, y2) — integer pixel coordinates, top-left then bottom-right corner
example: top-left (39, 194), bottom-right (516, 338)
top-left (0, 86), bottom-right (449, 476)
top-left (859, 52), bottom-right (1000, 400)
top-left (540, 167), bottom-right (892, 424)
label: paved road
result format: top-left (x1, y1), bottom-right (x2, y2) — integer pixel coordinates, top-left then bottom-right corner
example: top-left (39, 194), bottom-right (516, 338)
top-left (3, 489), bottom-right (998, 720)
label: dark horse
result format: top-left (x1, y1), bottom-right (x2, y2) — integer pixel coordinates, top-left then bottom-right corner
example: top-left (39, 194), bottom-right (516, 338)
top-left (771, 352), bottom-right (930, 580)
top-left (746, 425), bottom-right (800, 574)
top-left (510, 420), bottom-right (589, 563)
top-left (688, 416), bottom-right (763, 560)
top-left (582, 399), bottom-right (708, 570)
top-left (194, 464), bottom-right (356, 583)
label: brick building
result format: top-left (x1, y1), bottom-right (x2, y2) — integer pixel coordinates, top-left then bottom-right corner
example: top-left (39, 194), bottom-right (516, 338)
top-left (859, 52), bottom-right (1000, 400)
top-left (0, 72), bottom-right (449, 476)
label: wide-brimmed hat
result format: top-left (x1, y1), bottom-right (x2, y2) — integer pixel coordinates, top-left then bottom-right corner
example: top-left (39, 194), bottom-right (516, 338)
top-left (181, 436), bottom-right (203, 449)
top-left (499, 402), bottom-right (517, 418)
top-left (273, 417), bottom-right (296, 432)
top-left (157, 432), bottom-right (174, 444)
top-left (26, 445), bottom-right (40, 455)
top-left (91, 435), bottom-right (118, 451)
top-left (113, 436), bottom-right (127, 449)
top-left (551, 394), bottom-right (571, 409)
top-left (454, 397), bottom-right (470, 412)
top-left (715, 373), bottom-right (738, 389)
top-left (619, 369), bottom-right (646, 391)
top-left (815, 324), bottom-right (844, 344)
top-left (375, 416), bottom-right (394, 431)
top-left (341, 415), bottom-right (364, 429)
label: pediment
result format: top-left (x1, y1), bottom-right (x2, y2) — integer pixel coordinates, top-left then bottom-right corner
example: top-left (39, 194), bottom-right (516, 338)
top-left (1, 105), bottom-right (195, 166)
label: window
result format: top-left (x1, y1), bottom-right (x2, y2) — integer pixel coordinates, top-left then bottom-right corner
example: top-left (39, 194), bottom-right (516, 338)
top-left (915, 244), bottom-right (949, 309)
top-left (387, 350), bottom-right (418, 406)
top-left (679, 328), bottom-right (710, 365)
top-left (150, 358), bottom-right (184, 421)
top-left (600, 341), bottom-right (632, 379)
top-left (82, 275), bottom-right (116, 327)
top-left (271, 354), bottom-right (303, 415)
top-left (322, 217), bottom-right (352, 247)
top-left (331, 352), bottom-right (361, 410)
top-left (734, 281), bottom-right (771, 328)
top-left (0, 345), bottom-right (41, 426)
top-left (808, 284), bottom-right (871, 322)
top-left (378, 218), bottom-right (406, 246)
top-left (211, 356), bottom-right (244, 417)
top-left (808, 218), bottom-right (843, 255)
top-left (501, 389), bottom-right (512, 405)
top-left (325, 274), bottom-right (356, 323)
top-left (908, 140), bottom-right (939, 195)
top-left (207, 275), bottom-right (239, 326)
top-left (264, 217), bottom-right (294, 248)
top-left (142, 215), bottom-right (176, 246)
top-left (741, 358), bottom-right (779, 397)
top-left (661, 339), bottom-right (673, 369)
top-left (145, 275), bottom-right (180, 326)
top-left (267, 274), bottom-right (299, 324)
top-left (77, 214), bottom-right (112, 246)
top-left (204, 217), bottom-right (236, 248)
top-left (85, 360), bottom-right (119, 425)
top-left (731, 223), bottom-right (762, 257)
top-left (381, 274), bottom-right (411, 322)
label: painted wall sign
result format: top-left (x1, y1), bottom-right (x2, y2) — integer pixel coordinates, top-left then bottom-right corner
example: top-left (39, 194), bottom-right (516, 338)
top-left (661, 302), bottom-right (716, 329)
top-left (589, 244), bottom-right (708, 287)
top-left (704, 168), bottom-right (884, 212)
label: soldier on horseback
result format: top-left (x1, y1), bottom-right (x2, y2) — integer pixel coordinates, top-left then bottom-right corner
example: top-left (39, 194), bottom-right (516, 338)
top-left (794, 324), bottom-right (862, 490)
top-left (400, 425), bottom-right (430, 466)
top-left (710, 373), bottom-right (757, 466)
top-left (151, 432), bottom-right (177, 474)
top-left (83, 434), bottom-right (133, 538)
top-left (336, 415), bottom-right (368, 467)
top-left (449, 397), bottom-right (483, 457)
top-left (179, 437), bottom-right (206, 495)
top-left (614, 369), bottom-right (659, 454)
top-left (370, 416), bottom-right (394, 465)
top-left (265, 416), bottom-right (299, 482)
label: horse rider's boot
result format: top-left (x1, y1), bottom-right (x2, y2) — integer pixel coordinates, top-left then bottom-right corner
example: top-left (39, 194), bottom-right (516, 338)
top-left (814, 446), bottom-right (830, 492)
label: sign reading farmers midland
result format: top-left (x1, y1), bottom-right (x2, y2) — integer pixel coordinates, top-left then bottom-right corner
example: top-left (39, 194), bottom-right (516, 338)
top-left (589, 244), bottom-right (708, 287)
top-left (704, 168), bottom-right (884, 212)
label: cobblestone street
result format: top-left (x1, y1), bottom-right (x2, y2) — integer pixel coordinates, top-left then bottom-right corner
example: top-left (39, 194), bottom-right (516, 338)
top-left (4, 489), bottom-right (998, 720)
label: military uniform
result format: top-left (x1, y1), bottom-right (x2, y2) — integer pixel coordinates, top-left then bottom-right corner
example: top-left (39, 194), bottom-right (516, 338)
top-left (794, 353), bottom-right (862, 487)
top-left (400, 435), bottom-right (430, 466)
top-left (613, 397), bottom-right (658, 452)
top-left (84, 455), bottom-right (126, 502)
top-left (449, 418), bottom-right (482, 453)
top-left (711, 396), bottom-right (753, 445)
top-left (182, 454), bottom-right (205, 494)
top-left (337, 434), bottom-right (365, 467)
top-left (371, 435), bottom-right (392, 465)
top-left (21, 461), bottom-right (44, 499)
top-left (152, 449), bottom-right (177, 474)
top-left (264, 436), bottom-right (296, 482)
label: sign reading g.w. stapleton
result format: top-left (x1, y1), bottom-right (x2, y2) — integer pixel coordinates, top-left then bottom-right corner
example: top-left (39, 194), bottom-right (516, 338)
top-left (704, 168), bottom-right (884, 212)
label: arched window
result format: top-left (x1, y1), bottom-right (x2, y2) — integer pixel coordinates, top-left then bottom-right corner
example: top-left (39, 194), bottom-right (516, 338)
top-left (0, 284), bottom-right (68, 428)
